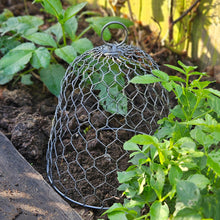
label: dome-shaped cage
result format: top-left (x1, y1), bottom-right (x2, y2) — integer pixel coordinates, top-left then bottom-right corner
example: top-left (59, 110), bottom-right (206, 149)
top-left (47, 22), bottom-right (170, 209)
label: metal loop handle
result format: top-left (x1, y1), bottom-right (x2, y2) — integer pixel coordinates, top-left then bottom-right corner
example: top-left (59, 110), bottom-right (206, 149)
top-left (101, 21), bottom-right (128, 46)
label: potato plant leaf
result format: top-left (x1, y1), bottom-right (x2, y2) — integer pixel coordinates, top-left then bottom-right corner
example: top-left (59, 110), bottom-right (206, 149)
top-left (176, 180), bottom-right (200, 207)
top-left (168, 165), bottom-right (183, 186)
top-left (31, 47), bottom-right (51, 69)
top-left (39, 64), bottom-right (65, 96)
top-left (98, 85), bottom-right (127, 115)
top-left (21, 74), bottom-right (33, 85)
top-left (187, 174), bottom-right (210, 190)
top-left (150, 201), bottom-right (169, 220)
top-left (0, 16), bottom-right (43, 36)
top-left (35, 0), bottom-right (63, 18)
top-left (24, 32), bottom-right (57, 48)
top-left (150, 163), bottom-right (165, 199)
top-left (45, 22), bottom-right (63, 43)
top-left (72, 38), bottom-right (93, 54)
top-left (129, 134), bottom-right (159, 146)
top-left (207, 88), bottom-right (220, 98)
top-left (207, 150), bottom-right (220, 177)
top-left (63, 2), bottom-right (87, 21)
top-left (174, 208), bottom-right (202, 220)
top-left (64, 16), bottom-right (78, 40)
top-left (0, 43), bottom-right (35, 84)
top-left (55, 46), bottom-right (77, 64)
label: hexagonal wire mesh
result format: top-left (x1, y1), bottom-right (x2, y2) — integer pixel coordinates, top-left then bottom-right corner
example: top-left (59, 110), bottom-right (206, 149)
top-left (47, 22), bottom-right (170, 209)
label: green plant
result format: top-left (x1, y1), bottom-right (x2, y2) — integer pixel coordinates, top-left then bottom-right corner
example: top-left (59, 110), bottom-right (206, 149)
top-left (0, 0), bottom-right (133, 96)
top-left (83, 59), bottom-right (127, 115)
top-left (104, 61), bottom-right (220, 219)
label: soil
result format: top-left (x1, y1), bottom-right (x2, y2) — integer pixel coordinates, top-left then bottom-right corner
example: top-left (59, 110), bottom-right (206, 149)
top-left (0, 1), bottom-right (219, 219)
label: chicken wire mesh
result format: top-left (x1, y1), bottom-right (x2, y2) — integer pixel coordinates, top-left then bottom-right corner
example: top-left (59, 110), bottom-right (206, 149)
top-left (47, 22), bottom-right (170, 209)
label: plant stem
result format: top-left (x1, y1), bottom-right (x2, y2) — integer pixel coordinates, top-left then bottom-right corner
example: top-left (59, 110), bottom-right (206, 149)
top-left (75, 25), bottom-right (92, 40)
top-left (24, 0), bottom-right (29, 15)
top-left (61, 24), bottom-right (67, 46)
top-left (20, 68), bottom-right (36, 76)
top-left (193, 109), bottom-right (213, 120)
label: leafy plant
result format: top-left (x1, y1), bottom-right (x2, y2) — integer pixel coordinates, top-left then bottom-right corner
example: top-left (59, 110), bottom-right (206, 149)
top-left (84, 59), bottom-right (127, 115)
top-left (0, 0), bottom-right (133, 96)
top-left (104, 61), bottom-right (220, 219)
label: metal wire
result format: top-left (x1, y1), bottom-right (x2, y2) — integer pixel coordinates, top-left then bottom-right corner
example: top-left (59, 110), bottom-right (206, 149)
top-left (47, 22), bottom-right (170, 209)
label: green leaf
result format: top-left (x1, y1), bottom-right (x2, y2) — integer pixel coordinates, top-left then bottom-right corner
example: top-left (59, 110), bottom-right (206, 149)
top-left (0, 9), bottom-right (13, 23)
top-left (190, 127), bottom-right (214, 148)
top-left (172, 81), bottom-right (183, 98)
top-left (207, 150), bottom-right (220, 177)
top-left (72, 38), bottom-right (93, 54)
top-left (63, 2), bottom-right (87, 21)
top-left (0, 36), bottom-right (21, 55)
top-left (164, 64), bottom-right (185, 74)
top-left (177, 60), bottom-right (197, 73)
top-left (55, 46), bottom-right (77, 64)
top-left (99, 85), bottom-right (127, 115)
top-left (38, 0), bottom-right (63, 18)
top-left (117, 171), bottom-right (137, 183)
top-left (161, 81), bottom-right (173, 92)
top-left (207, 88), bottom-right (220, 98)
top-left (108, 212), bottom-right (128, 220)
top-left (176, 180), bottom-right (200, 207)
top-left (0, 43), bottom-right (35, 76)
top-left (191, 80), bottom-right (211, 89)
top-left (187, 174), bottom-right (210, 190)
top-left (171, 122), bottom-right (190, 142)
top-left (174, 208), bottom-right (201, 220)
top-left (143, 186), bottom-right (157, 203)
top-left (129, 153), bottom-right (147, 165)
top-left (176, 137), bottom-right (196, 151)
top-left (30, 47), bottom-right (50, 69)
top-left (0, 70), bottom-right (13, 85)
top-left (130, 75), bottom-right (162, 84)
top-left (64, 16), bottom-right (78, 40)
top-left (129, 134), bottom-right (159, 146)
top-left (21, 74), bottom-right (33, 85)
top-left (39, 64), bottom-right (65, 96)
top-left (86, 16), bottom-right (133, 41)
top-left (171, 105), bottom-right (185, 120)
top-left (104, 203), bottom-right (129, 220)
top-left (45, 22), bottom-right (63, 43)
top-left (0, 16), bottom-right (43, 36)
top-left (150, 163), bottom-right (165, 199)
top-left (152, 69), bottom-right (169, 81)
top-left (169, 75), bottom-right (186, 83)
top-left (150, 201), bottom-right (169, 220)
top-left (124, 141), bottom-right (140, 151)
top-left (189, 71), bottom-right (206, 76)
top-left (104, 203), bottom-right (127, 214)
top-left (207, 93), bottom-right (220, 117)
top-left (138, 176), bottom-right (146, 195)
top-left (169, 165), bottom-right (183, 186)
top-left (24, 32), bottom-right (57, 48)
